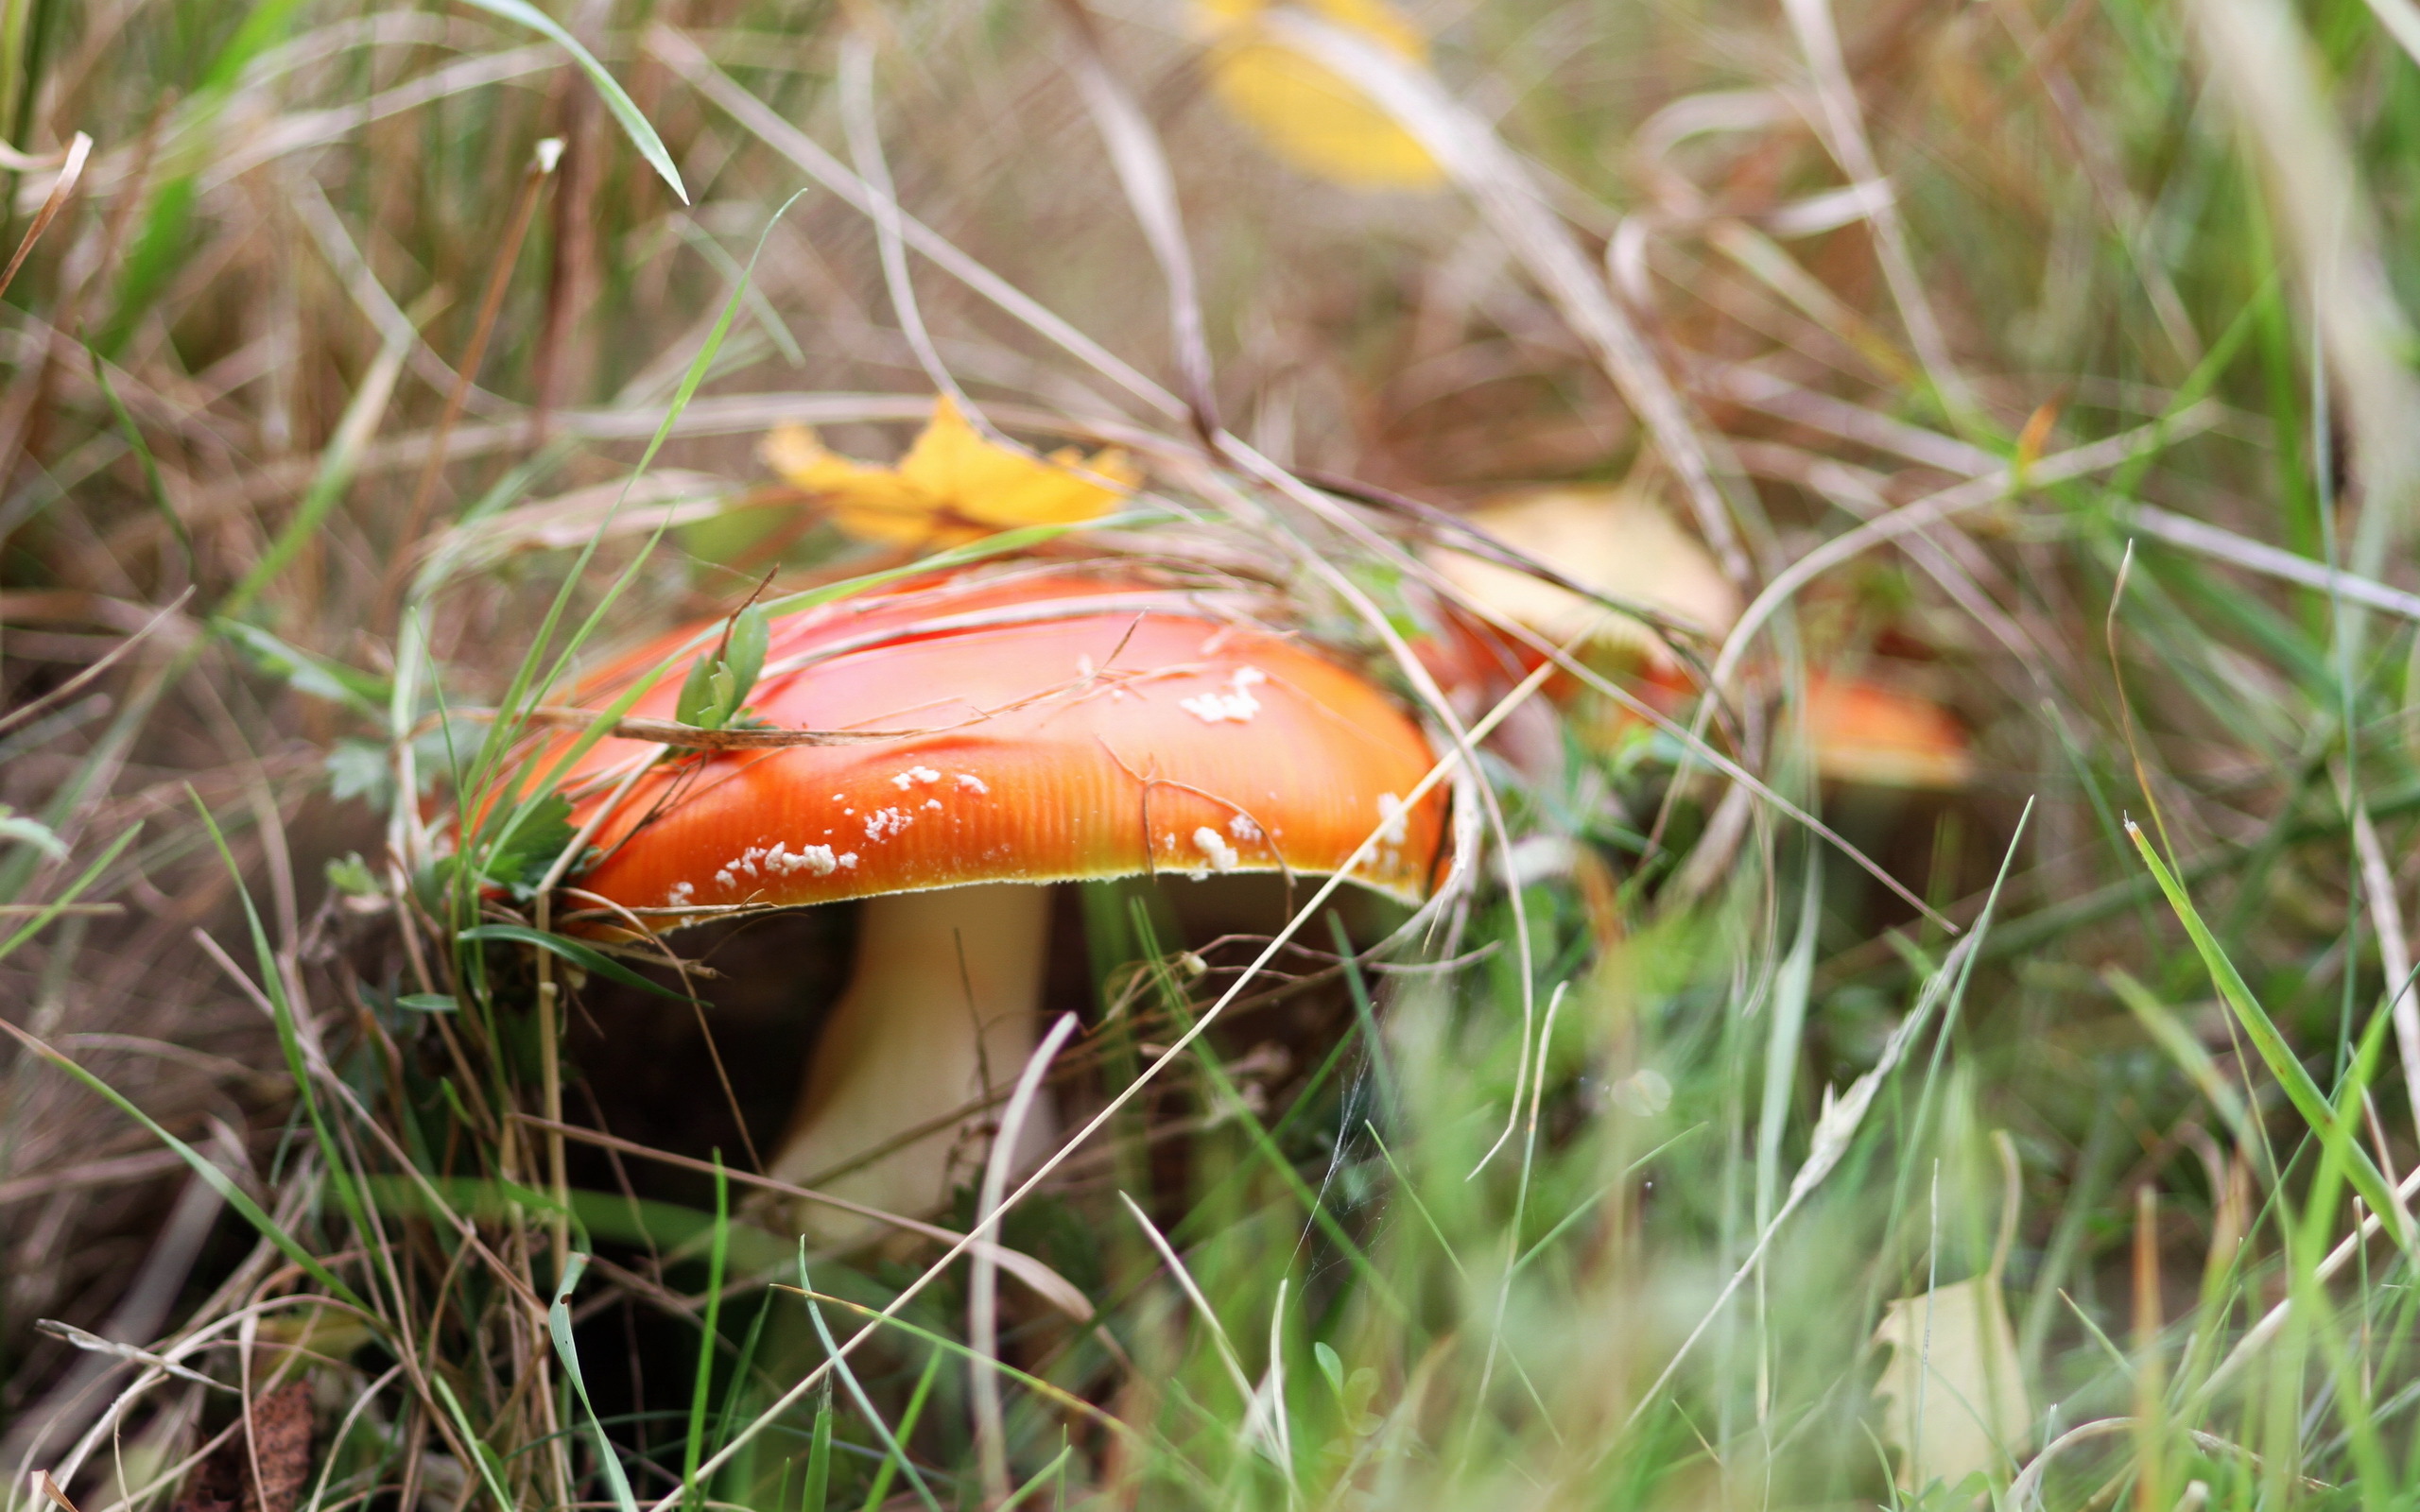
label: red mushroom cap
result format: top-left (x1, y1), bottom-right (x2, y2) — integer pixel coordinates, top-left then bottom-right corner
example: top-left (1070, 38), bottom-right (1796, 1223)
top-left (1806, 672), bottom-right (1974, 790)
top-left (544, 566), bottom-right (1451, 919)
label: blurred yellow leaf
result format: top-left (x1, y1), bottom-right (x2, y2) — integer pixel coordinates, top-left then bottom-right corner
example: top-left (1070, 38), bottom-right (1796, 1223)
top-left (1201, 0), bottom-right (1443, 189)
top-left (1871, 1274), bottom-right (2031, 1490)
top-left (1871, 1133), bottom-right (2031, 1490)
top-left (1431, 486), bottom-right (1742, 667)
top-left (762, 396), bottom-right (1137, 547)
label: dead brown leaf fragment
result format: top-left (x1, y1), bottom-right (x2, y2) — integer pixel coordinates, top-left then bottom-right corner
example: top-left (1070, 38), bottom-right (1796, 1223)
top-left (242, 1380), bottom-right (316, 1512)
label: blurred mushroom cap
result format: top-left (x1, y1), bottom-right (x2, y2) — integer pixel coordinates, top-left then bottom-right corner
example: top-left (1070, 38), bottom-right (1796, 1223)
top-left (1806, 673), bottom-right (1974, 790)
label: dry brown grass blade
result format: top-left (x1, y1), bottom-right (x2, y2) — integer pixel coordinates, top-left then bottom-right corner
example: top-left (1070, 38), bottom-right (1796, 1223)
top-left (285, 174), bottom-right (517, 420)
top-left (1776, 0), bottom-right (1974, 418)
top-left (969, 1011), bottom-right (1083, 1503)
top-left (1053, 0), bottom-right (1220, 442)
top-left (2351, 804), bottom-right (2420, 1145)
top-left (0, 588), bottom-right (193, 739)
top-left (0, 1150), bottom-right (185, 1208)
top-left (0, 133), bottom-right (91, 303)
top-left (837, 31), bottom-right (976, 423)
top-left (2120, 505), bottom-right (2420, 620)
top-left (31, 1470), bottom-right (78, 1512)
top-left (1698, 360), bottom-right (1996, 474)
top-left (386, 139), bottom-right (562, 612)
top-left (2189, 0), bottom-right (2420, 596)
top-left (1709, 404), bottom-right (2221, 694)
top-left (644, 25), bottom-right (1184, 423)
top-left (1262, 12), bottom-right (1750, 585)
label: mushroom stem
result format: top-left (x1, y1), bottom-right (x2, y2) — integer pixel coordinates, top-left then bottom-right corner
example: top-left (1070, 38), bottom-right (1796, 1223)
top-left (769, 883), bottom-right (1052, 1244)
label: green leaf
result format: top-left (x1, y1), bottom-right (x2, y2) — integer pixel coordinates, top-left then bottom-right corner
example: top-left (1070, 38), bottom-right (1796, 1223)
top-left (325, 852), bottom-right (379, 897)
top-left (458, 922), bottom-right (693, 1001)
top-left (475, 790), bottom-right (577, 900)
top-left (396, 993), bottom-right (459, 1014)
top-left (676, 652), bottom-right (720, 729)
top-left (1314, 1340), bottom-right (1346, 1402)
top-left (325, 740), bottom-right (392, 807)
top-left (725, 603), bottom-right (769, 706)
top-left (223, 621), bottom-right (391, 714)
top-left (452, 0), bottom-right (688, 204)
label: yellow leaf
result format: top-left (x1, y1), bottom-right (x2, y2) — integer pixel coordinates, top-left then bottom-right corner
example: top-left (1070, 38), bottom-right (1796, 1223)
top-left (1430, 486), bottom-right (1742, 666)
top-left (1201, 0), bottom-right (1443, 189)
top-left (1872, 1132), bottom-right (2031, 1490)
top-left (1871, 1276), bottom-right (2031, 1490)
top-left (761, 397), bottom-right (1135, 548)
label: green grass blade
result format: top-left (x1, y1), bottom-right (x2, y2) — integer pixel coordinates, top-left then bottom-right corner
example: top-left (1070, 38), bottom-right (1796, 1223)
top-left (188, 792), bottom-right (372, 1244)
top-left (549, 1254), bottom-right (642, 1512)
top-left (681, 1154), bottom-right (730, 1512)
top-left (432, 1374), bottom-right (517, 1512)
top-left (89, 349), bottom-right (191, 576)
top-left (797, 1246), bottom-right (943, 1512)
top-left (857, 1343), bottom-right (943, 1512)
top-left (216, 327), bottom-right (408, 625)
top-left (0, 1015), bottom-right (366, 1310)
top-left (0, 820), bottom-right (138, 963)
top-left (800, 1384), bottom-right (834, 1512)
top-left (994, 1445), bottom-right (1074, 1512)
top-left (2127, 819), bottom-right (2411, 1249)
top-left (452, 0), bottom-right (687, 203)
top-left (457, 923), bottom-right (694, 1002)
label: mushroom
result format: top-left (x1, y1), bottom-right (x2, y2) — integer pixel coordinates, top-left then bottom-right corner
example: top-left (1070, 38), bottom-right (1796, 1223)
top-left (1801, 673), bottom-right (1973, 790)
top-left (1430, 485), bottom-right (1971, 788)
top-left (536, 564), bottom-right (1448, 1240)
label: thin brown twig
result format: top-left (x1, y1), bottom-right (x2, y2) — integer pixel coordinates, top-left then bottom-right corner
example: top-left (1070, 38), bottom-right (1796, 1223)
top-left (0, 133), bottom-right (90, 302)
top-left (381, 139), bottom-right (562, 627)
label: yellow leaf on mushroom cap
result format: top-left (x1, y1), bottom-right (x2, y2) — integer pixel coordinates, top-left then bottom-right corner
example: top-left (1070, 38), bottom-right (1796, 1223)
top-left (1200, 0), bottom-right (1443, 189)
top-left (762, 396), bottom-right (1138, 547)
